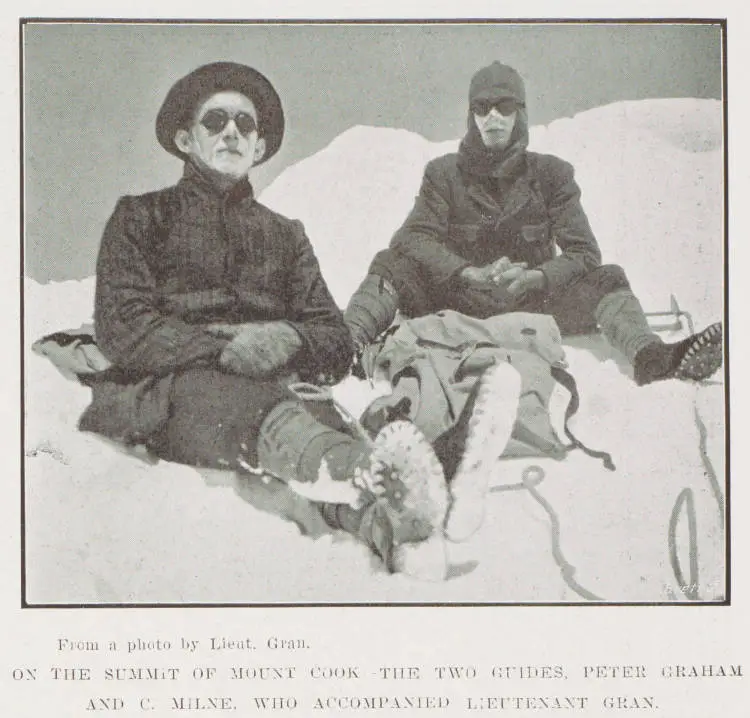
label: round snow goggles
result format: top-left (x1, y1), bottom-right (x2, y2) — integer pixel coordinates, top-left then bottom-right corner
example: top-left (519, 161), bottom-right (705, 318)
top-left (199, 109), bottom-right (258, 137)
top-left (470, 98), bottom-right (524, 117)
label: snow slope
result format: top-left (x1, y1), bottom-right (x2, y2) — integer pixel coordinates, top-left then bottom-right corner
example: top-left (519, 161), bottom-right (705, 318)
top-left (24, 98), bottom-right (725, 604)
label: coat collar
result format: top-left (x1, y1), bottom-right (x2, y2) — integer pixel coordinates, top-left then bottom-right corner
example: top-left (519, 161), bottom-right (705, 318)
top-left (179, 158), bottom-right (255, 203)
top-left (464, 163), bottom-right (538, 223)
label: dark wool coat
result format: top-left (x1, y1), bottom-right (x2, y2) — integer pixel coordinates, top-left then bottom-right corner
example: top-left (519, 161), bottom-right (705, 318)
top-left (79, 161), bottom-right (351, 445)
top-left (389, 151), bottom-right (602, 296)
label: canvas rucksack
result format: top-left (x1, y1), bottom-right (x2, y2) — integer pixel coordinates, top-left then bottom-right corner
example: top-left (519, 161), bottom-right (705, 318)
top-left (358, 310), bottom-right (614, 472)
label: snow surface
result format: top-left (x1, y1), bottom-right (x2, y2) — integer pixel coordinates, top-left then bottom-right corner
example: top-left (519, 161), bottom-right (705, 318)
top-left (24, 99), bottom-right (725, 604)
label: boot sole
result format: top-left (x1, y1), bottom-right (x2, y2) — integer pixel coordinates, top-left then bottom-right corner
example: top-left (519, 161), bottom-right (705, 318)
top-left (444, 362), bottom-right (522, 543)
top-left (370, 421), bottom-right (450, 547)
top-left (673, 322), bottom-right (723, 381)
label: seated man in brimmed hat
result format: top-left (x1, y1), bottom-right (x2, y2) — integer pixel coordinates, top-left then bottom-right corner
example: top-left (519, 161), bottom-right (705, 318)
top-left (77, 61), bottom-right (450, 580)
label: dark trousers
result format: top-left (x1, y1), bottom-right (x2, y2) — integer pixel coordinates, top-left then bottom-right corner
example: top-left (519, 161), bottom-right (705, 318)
top-left (368, 249), bottom-right (631, 336)
top-left (149, 368), bottom-right (348, 471)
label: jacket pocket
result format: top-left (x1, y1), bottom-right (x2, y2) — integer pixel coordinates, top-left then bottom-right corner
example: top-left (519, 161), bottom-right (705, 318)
top-left (447, 222), bottom-right (481, 246)
top-left (521, 221), bottom-right (551, 244)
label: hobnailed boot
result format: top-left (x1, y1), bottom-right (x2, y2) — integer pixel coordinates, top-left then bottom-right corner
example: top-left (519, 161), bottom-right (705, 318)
top-left (442, 361), bottom-right (522, 543)
top-left (327, 422), bottom-right (451, 581)
top-left (257, 402), bottom-right (450, 580)
top-left (319, 501), bottom-right (396, 571)
top-left (320, 494), bottom-right (448, 581)
top-left (633, 322), bottom-right (723, 386)
top-left (595, 290), bottom-right (723, 385)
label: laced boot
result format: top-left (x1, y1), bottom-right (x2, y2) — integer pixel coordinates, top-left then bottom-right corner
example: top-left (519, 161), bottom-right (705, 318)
top-left (595, 290), bottom-right (723, 385)
top-left (319, 501), bottom-right (396, 571)
top-left (442, 361), bottom-right (522, 543)
top-left (256, 400), bottom-right (364, 504)
top-left (634, 322), bottom-right (723, 386)
top-left (257, 402), bottom-right (449, 580)
top-left (323, 421), bottom-right (451, 581)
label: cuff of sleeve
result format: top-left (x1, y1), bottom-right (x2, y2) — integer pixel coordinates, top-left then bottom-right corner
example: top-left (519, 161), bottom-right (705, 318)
top-left (442, 258), bottom-right (473, 286)
top-left (538, 258), bottom-right (582, 295)
top-left (204, 335), bottom-right (232, 365)
top-left (281, 320), bottom-right (310, 362)
top-left (279, 321), bottom-right (305, 348)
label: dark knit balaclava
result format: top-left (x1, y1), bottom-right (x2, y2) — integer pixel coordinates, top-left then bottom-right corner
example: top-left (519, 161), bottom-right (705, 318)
top-left (459, 62), bottom-right (530, 181)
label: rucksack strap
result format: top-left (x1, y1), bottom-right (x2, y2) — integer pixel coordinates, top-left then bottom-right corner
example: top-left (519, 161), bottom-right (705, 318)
top-left (550, 365), bottom-right (616, 471)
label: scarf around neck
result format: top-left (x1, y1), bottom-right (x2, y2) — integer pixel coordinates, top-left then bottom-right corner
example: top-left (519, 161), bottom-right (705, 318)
top-left (458, 107), bottom-right (530, 184)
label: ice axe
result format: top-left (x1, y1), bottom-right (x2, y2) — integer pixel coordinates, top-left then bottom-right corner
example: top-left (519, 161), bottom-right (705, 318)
top-left (644, 294), bottom-right (695, 336)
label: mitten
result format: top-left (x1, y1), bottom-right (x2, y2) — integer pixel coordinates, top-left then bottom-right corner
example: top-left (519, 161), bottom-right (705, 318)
top-left (219, 322), bottom-right (303, 379)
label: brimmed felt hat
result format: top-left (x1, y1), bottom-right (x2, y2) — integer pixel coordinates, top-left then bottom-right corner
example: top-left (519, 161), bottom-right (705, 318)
top-left (156, 61), bottom-right (284, 164)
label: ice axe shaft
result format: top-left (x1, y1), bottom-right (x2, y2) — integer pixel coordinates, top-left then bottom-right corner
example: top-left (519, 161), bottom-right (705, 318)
top-left (644, 294), bottom-right (695, 335)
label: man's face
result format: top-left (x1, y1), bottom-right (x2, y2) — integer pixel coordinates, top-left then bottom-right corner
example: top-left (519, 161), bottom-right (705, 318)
top-left (471, 96), bottom-right (519, 150)
top-left (175, 91), bottom-right (266, 178)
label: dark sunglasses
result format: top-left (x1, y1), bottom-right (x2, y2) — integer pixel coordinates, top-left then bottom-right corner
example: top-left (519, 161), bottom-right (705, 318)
top-left (199, 109), bottom-right (258, 137)
top-left (470, 98), bottom-right (523, 117)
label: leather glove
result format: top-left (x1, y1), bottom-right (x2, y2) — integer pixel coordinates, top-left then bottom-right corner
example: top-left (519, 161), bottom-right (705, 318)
top-left (218, 321), bottom-right (303, 379)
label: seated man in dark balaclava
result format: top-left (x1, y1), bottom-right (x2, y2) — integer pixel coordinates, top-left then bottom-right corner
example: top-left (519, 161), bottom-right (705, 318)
top-left (343, 61), bottom-right (723, 541)
top-left (345, 61), bottom-right (722, 387)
